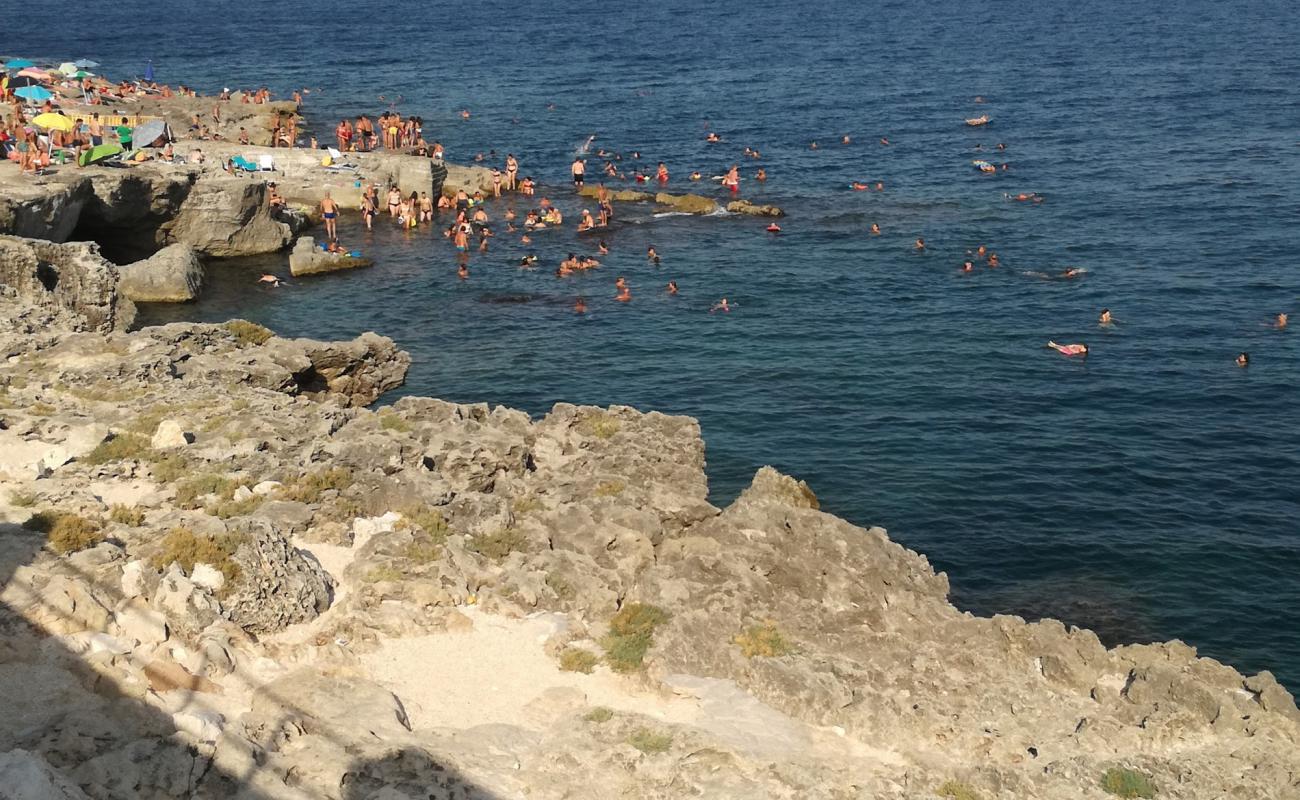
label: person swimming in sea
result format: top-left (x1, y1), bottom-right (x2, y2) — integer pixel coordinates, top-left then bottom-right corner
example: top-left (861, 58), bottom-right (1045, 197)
top-left (1276, 312), bottom-right (1288, 329)
top-left (1236, 352), bottom-right (1249, 367)
top-left (711, 298), bottom-right (732, 313)
top-left (987, 253), bottom-right (1000, 267)
top-left (647, 246), bottom-right (661, 264)
top-left (457, 264), bottom-right (469, 280)
top-left (766, 223), bottom-right (781, 233)
top-left (689, 171), bottom-right (703, 181)
top-left (1099, 309), bottom-right (1113, 325)
top-left (598, 240), bottom-right (609, 255)
top-left (257, 274), bottom-right (283, 287)
top-left (915, 237), bottom-right (926, 250)
top-left (706, 132), bottom-right (721, 143)
top-left (667, 281), bottom-right (678, 295)
top-left (1048, 341), bottom-right (1088, 356)
top-left (870, 223), bottom-right (881, 235)
top-left (574, 297), bottom-right (587, 314)
top-left (851, 182), bottom-right (871, 191)
top-left (519, 254), bottom-right (538, 268)
top-left (961, 261), bottom-right (974, 272)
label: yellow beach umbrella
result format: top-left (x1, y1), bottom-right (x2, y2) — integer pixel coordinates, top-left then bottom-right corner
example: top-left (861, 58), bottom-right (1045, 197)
top-left (32, 113), bottom-right (76, 132)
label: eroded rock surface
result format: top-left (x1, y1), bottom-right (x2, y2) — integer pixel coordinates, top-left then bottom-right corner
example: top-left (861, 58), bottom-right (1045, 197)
top-left (0, 289), bottom-right (1296, 800)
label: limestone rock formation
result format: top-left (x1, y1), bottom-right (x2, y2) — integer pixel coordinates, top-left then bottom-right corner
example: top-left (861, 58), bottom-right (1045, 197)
top-left (0, 235), bottom-right (135, 332)
top-left (161, 177), bottom-right (292, 257)
top-left (727, 199), bottom-right (785, 217)
top-left (221, 521), bottom-right (333, 635)
top-left (288, 236), bottom-right (374, 277)
top-left (655, 191), bottom-right (718, 214)
top-left (117, 244), bottom-right (205, 303)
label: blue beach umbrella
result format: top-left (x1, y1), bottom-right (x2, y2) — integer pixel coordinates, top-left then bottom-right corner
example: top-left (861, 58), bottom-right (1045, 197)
top-left (14, 85), bottom-right (54, 102)
top-left (5, 58), bottom-right (35, 70)
top-left (74, 59), bottom-right (98, 69)
top-left (144, 59), bottom-right (154, 82)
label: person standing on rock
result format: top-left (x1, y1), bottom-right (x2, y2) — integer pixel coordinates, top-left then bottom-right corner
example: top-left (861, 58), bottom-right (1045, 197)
top-left (504, 154), bottom-right (519, 191)
top-left (320, 192), bottom-right (339, 240)
top-left (571, 157), bottom-right (585, 189)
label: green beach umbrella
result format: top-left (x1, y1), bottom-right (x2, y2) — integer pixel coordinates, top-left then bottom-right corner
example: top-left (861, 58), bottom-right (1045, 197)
top-left (78, 142), bottom-right (122, 167)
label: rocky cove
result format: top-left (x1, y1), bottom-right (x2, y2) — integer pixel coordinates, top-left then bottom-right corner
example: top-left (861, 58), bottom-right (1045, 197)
top-left (0, 224), bottom-right (1298, 800)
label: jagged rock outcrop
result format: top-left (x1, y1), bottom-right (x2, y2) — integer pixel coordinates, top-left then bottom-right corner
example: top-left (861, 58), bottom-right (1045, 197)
top-left (117, 243), bottom-right (205, 303)
top-left (1, 293), bottom-right (1298, 800)
top-left (727, 199), bottom-right (785, 217)
top-left (221, 521), bottom-right (332, 634)
top-left (287, 237), bottom-right (373, 277)
top-left (160, 176), bottom-right (291, 258)
top-left (0, 235), bottom-right (135, 332)
top-left (655, 191), bottom-right (718, 214)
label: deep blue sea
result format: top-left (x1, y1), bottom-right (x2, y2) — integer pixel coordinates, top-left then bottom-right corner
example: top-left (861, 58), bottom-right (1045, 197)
top-left (11, 0), bottom-right (1300, 688)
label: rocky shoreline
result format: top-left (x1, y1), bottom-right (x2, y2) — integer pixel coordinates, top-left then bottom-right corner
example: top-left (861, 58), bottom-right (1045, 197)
top-left (0, 230), bottom-right (1298, 799)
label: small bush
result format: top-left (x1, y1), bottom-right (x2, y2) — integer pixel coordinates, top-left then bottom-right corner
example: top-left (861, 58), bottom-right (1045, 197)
top-left (581, 414), bottom-right (620, 439)
top-left (593, 480), bottom-right (626, 498)
top-left (511, 496), bottom-right (542, 515)
top-left (379, 412), bottom-right (412, 433)
top-left (583, 707), bottom-right (613, 724)
top-left (628, 728), bottom-right (672, 755)
top-left (545, 572), bottom-right (575, 601)
top-left (602, 603), bottom-right (670, 673)
top-left (175, 474), bottom-right (239, 508)
top-left (279, 467), bottom-right (353, 503)
top-left (468, 527), bottom-right (527, 561)
top-left (109, 504), bottom-right (146, 526)
top-left (126, 408), bottom-right (169, 435)
top-left (1100, 768), bottom-right (1156, 799)
top-left (29, 402), bottom-right (57, 416)
top-left (150, 453), bottom-right (191, 483)
top-left (7, 490), bottom-right (39, 508)
top-left (224, 320), bottom-right (274, 346)
top-left (82, 433), bottom-right (152, 465)
top-left (22, 510), bottom-right (59, 532)
top-left (937, 781), bottom-right (983, 800)
top-left (558, 647), bottom-right (600, 674)
top-left (734, 621), bottom-right (795, 658)
top-left (43, 514), bottom-right (104, 554)
top-left (207, 494), bottom-right (264, 519)
top-left (148, 527), bottom-right (246, 586)
top-left (363, 565), bottom-right (404, 583)
top-left (397, 506), bottom-right (448, 543)
top-left (402, 540), bottom-right (442, 564)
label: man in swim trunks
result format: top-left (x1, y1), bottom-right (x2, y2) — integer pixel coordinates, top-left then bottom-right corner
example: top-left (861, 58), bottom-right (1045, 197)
top-left (320, 192), bottom-right (339, 240)
top-left (572, 157), bottom-right (586, 189)
top-left (1047, 341), bottom-right (1088, 356)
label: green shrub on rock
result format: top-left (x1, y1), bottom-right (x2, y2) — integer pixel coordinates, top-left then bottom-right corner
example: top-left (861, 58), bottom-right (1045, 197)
top-left (601, 603), bottom-right (670, 673)
top-left (558, 647), bottom-right (600, 674)
top-left (628, 728), bottom-right (672, 755)
top-left (936, 780), bottom-right (982, 800)
top-left (148, 527), bottom-right (246, 587)
top-left (734, 620), bottom-right (795, 658)
top-left (1100, 768), bottom-right (1156, 798)
top-left (83, 433), bottom-right (152, 465)
top-left (583, 707), bottom-right (614, 724)
top-left (468, 527), bottom-right (527, 561)
top-left (280, 467), bottom-right (353, 503)
top-left (7, 490), bottom-right (39, 508)
top-left (175, 474), bottom-right (239, 508)
top-left (39, 513), bottom-right (104, 555)
top-left (109, 504), bottom-right (146, 526)
top-left (223, 320), bottom-right (274, 346)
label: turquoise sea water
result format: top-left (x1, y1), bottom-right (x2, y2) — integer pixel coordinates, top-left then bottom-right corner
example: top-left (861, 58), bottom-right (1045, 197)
top-left (13, 0), bottom-right (1300, 687)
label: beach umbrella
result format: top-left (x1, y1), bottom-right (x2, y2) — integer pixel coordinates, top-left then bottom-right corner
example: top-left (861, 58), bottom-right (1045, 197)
top-left (17, 68), bottom-right (52, 80)
top-left (78, 142), bottom-right (122, 167)
top-left (4, 59), bottom-right (35, 70)
top-left (33, 113), bottom-right (75, 132)
top-left (58, 62), bottom-right (78, 76)
top-left (133, 119), bottom-right (168, 147)
top-left (144, 59), bottom-right (154, 82)
top-left (14, 86), bottom-right (53, 102)
top-left (74, 59), bottom-right (98, 69)
top-left (6, 75), bottom-right (41, 88)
